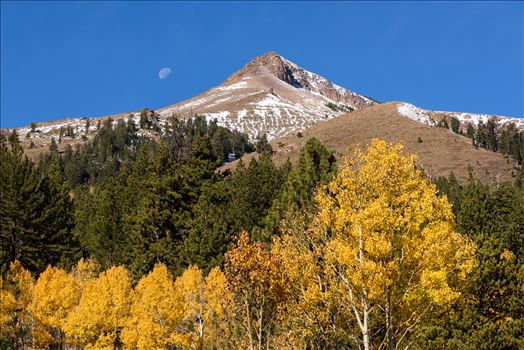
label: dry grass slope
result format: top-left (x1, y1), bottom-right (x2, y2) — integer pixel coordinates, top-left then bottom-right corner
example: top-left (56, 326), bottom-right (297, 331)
top-left (223, 102), bottom-right (519, 185)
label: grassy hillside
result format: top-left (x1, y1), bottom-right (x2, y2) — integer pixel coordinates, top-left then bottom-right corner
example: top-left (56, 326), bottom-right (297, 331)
top-left (224, 102), bottom-right (519, 184)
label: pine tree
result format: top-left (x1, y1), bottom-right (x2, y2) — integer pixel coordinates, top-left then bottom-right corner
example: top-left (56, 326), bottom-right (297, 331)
top-left (423, 176), bottom-right (524, 349)
top-left (262, 138), bottom-right (337, 239)
top-left (515, 164), bottom-right (524, 188)
top-left (255, 133), bottom-right (272, 154)
top-left (49, 137), bottom-right (58, 154)
top-left (74, 176), bottom-right (130, 269)
top-left (1, 136), bottom-right (77, 275)
top-left (485, 118), bottom-right (498, 152)
top-left (59, 127), bottom-right (64, 144)
top-left (450, 117), bottom-right (461, 134)
top-left (476, 121), bottom-right (487, 148)
top-left (139, 109), bottom-right (151, 129)
top-left (180, 180), bottom-right (232, 273)
top-left (228, 153), bottom-right (288, 239)
top-left (37, 155), bottom-right (78, 266)
top-left (466, 122), bottom-right (475, 140)
top-left (123, 140), bottom-right (217, 278)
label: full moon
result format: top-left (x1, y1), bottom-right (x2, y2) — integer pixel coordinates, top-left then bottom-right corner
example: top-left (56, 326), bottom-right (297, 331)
top-left (159, 67), bottom-right (172, 80)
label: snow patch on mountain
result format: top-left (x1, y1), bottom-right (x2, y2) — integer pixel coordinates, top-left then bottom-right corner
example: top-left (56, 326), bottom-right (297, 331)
top-left (217, 80), bottom-right (249, 91)
top-left (204, 111), bottom-right (230, 124)
top-left (434, 110), bottom-right (524, 129)
top-left (396, 103), bottom-right (436, 126)
top-left (15, 117), bottom-right (89, 140)
top-left (396, 103), bottom-right (524, 130)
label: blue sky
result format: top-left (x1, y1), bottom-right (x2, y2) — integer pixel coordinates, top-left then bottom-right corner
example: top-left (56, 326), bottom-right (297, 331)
top-left (1, 1), bottom-right (523, 128)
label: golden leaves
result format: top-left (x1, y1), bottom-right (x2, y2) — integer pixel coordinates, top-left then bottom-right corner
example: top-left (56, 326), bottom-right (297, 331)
top-left (224, 231), bottom-right (292, 349)
top-left (122, 263), bottom-right (183, 349)
top-left (316, 139), bottom-right (476, 304)
top-left (1, 260), bottom-right (231, 350)
top-left (30, 265), bottom-right (80, 347)
top-left (277, 139), bottom-right (477, 349)
top-left (64, 266), bottom-right (132, 348)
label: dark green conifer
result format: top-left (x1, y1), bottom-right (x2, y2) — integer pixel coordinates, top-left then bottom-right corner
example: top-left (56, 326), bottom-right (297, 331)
top-left (1, 136), bottom-right (77, 275)
top-left (450, 117), bottom-right (461, 134)
top-left (262, 137), bottom-right (337, 239)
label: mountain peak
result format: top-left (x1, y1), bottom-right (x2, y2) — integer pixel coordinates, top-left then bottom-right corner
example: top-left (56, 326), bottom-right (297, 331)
top-left (248, 51), bottom-right (285, 66)
top-left (224, 52), bottom-right (374, 110)
top-left (152, 52), bottom-right (377, 139)
top-left (225, 51), bottom-right (293, 83)
top-left (257, 51), bottom-right (282, 60)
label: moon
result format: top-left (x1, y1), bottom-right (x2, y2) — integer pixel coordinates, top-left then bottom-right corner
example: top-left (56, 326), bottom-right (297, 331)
top-left (159, 67), bottom-right (172, 80)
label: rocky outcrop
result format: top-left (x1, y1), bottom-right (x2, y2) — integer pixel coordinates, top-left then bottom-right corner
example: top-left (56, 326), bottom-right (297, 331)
top-left (226, 52), bottom-right (374, 110)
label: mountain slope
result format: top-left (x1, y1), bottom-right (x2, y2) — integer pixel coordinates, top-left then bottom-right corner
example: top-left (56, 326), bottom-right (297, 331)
top-left (224, 102), bottom-right (519, 185)
top-left (158, 51), bottom-right (375, 139)
top-left (3, 51), bottom-right (523, 176)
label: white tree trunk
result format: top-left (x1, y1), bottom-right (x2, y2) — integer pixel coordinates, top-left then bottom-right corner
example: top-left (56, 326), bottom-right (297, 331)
top-left (359, 224), bottom-right (371, 350)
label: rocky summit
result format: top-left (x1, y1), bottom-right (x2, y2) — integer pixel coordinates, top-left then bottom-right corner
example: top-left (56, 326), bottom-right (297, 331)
top-left (158, 51), bottom-right (375, 139)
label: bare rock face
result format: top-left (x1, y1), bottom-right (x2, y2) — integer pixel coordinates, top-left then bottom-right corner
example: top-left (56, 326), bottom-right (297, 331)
top-left (226, 52), bottom-right (302, 87)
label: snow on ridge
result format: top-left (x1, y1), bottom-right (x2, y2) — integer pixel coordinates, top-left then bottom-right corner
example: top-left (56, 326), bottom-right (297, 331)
top-left (217, 80), bottom-right (248, 91)
top-left (188, 89), bottom-right (340, 141)
top-left (16, 117), bottom-right (90, 138)
top-left (280, 56), bottom-right (300, 70)
top-left (433, 110), bottom-right (524, 128)
top-left (160, 55), bottom-right (375, 139)
top-left (396, 103), bottom-right (436, 126)
top-left (280, 55), bottom-right (373, 105)
top-left (255, 94), bottom-right (297, 109)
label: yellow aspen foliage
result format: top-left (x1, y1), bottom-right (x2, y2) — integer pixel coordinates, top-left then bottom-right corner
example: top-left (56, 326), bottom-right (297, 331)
top-left (72, 257), bottom-right (100, 287)
top-left (173, 265), bottom-right (234, 350)
top-left (173, 265), bottom-right (205, 349)
top-left (121, 263), bottom-right (185, 350)
top-left (313, 139), bottom-right (476, 350)
top-left (224, 231), bottom-right (291, 350)
top-left (203, 267), bottom-right (235, 348)
top-left (0, 280), bottom-right (17, 336)
top-left (64, 265), bottom-right (132, 349)
top-left (0, 261), bottom-right (35, 348)
top-left (29, 265), bottom-right (81, 348)
top-left (273, 221), bottom-right (355, 349)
